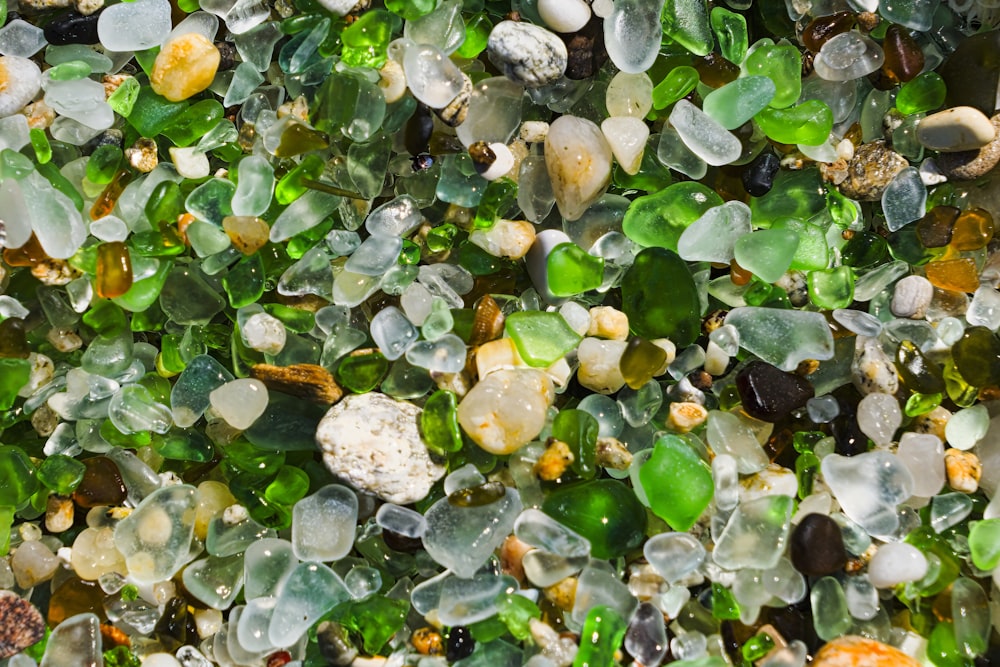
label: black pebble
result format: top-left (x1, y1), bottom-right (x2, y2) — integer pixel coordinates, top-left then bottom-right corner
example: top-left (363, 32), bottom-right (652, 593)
top-left (742, 151), bottom-right (780, 197)
top-left (446, 626), bottom-right (475, 661)
top-left (735, 360), bottom-right (815, 422)
top-left (790, 513), bottom-right (847, 576)
top-left (43, 11), bottom-right (102, 46)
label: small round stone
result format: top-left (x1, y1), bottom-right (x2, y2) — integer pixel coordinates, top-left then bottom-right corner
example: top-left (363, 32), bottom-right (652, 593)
top-left (789, 513), bottom-right (847, 576)
top-left (890, 275), bottom-right (933, 319)
top-left (487, 20), bottom-right (568, 89)
top-left (837, 140), bottom-right (909, 201)
top-left (917, 105), bottom-right (997, 152)
top-left (150, 32), bottom-right (221, 102)
top-left (867, 542), bottom-right (928, 588)
top-left (209, 378), bottom-right (269, 430)
top-left (456, 368), bottom-right (555, 454)
top-left (537, 0), bottom-right (592, 33)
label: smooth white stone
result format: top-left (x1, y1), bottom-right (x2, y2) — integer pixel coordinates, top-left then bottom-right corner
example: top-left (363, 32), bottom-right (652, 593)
top-left (0, 55), bottom-right (42, 117)
top-left (918, 106), bottom-right (996, 152)
top-left (867, 542), bottom-right (928, 588)
top-left (538, 0), bottom-right (591, 33)
top-left (479, 142), bottom-right (516, 181)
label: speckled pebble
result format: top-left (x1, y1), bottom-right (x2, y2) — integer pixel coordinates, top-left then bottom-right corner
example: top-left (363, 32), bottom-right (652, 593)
top-left (936, 113), bottom-right (1000, 181)
top-left (433, 72), bottom-right (471, 127)
top-left (838, 140), bottom-right (909, 201)
top-left (317, 392), bottom-right (446, 504)
top-left (851, 336), bottom-right (899, 396)
top-left (487, 20), bottom-right (568, 88)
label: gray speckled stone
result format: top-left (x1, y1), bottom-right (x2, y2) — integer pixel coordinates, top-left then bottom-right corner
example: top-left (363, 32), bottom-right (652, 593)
top-left (317, 392), bottom-right (445, 504)
top-left (890, 275), bottom-right (933, 319)
top-left (487, 20), bottom-right (567, 88)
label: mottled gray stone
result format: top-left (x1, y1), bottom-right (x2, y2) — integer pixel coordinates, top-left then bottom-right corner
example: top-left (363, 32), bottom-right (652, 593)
top-left (487, 20), bottom-right (567, 88)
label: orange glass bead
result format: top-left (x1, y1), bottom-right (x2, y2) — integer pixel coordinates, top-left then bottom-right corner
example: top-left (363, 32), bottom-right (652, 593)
top-left (731, 259), bottom-right (753, 286)
top-left (176, 213), bottom-right (196, 245)
top-left (951, 207), bottom-right (995, 251)
top-left (915, 206), bottom-right (960, 248)
top-left (924, 258), bottom-right (980, 293)
top-left (89, 169), bottom-right (132, 221)
top-left (801, 12), bottom-right (856, 53)
top-left (2, 233), bottom-right (49, 267)
top-left (95, 241), bottom-right (133, 299)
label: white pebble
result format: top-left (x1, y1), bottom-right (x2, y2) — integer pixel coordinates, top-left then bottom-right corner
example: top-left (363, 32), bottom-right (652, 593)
top-left (537, 0), bottom-right (592, 33)
top-left (479, 142), bottom-right (516, 181)
top-left (867, 542), bottom-right (928, 588)
top-left (890, 275), bottom-right (933, 319)
top-left (0, 56), bottom-right (42, 117)
top-left (142, 653), bottom-right (182, 667)
top-left (945, 404), bottom-right (989, 451)
top-left (242, 312), bottom-right (287, 355)
top-left (917, 106), bottom-right (996, 152)
top-left (856, 392), bottom-right (902, 447)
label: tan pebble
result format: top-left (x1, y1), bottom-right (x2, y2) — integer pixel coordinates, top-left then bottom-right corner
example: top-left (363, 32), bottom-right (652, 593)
top-left (46, 328), bottom-right (82, 353)
top-left (45, 495), bottom-right (75, 533)
top-left (587, 306), bottom-right (629, 340)
top-left (434, 73), bottom-right (471, 127)
top-left (812, 635), bottom-right (921, 667)
top-left (595, 436), bottom-right (632, 470)
top-left (668, 402), bottom-right (708, 433)
top-left (945, 448), bottom-right (981, 493)
top-left (499, 534), bottom-right (532, 582)
top-left (31, 404), bottom-right (59, 437)
top-left (222, 215), bottom-right (271, 255)
top-left (468, 218), bottom-right (536, 260)
top-left (126, 138), bottom-right (158, 173)
top-left (652, 338), bottom-right (677, 376)
top-left (838, 140), bottom-right (908, 201)
top-left (543, 577), bottom-right (577, 611)
top-left (276, 94), bottom-right (310, 121)
top-left (377, 59), bottom-right (406, 104)
top-left (31, 259), bottom-right (77, 286)
top-left (150, 33), bottom-right (221, 102)
top-left (911, 405), bottom-right (950, 441)
top-left (519, 120), bottom-right (550, 143)
top-left (74, 0), bottom-right (104, 13)
top-left (412, 627), bottom-right (445, 656)
top-left (21, 100), bottom-right (55, 130)
top-left (535, 438), bottom-right (574, 481)
top-left (918, 106), bottom-right (996, 152)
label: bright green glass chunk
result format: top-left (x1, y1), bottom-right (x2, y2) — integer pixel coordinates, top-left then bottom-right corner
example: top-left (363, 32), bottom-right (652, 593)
top-left (552, 409), bottom-right (599, 479)
top-left (547, 243), bottom-right (605, 297)
top-left (336, 597), bottom-right (409, 654)
top-left (420, 390), bottom-right (463, 455)
top-left (770, 218), bottom-right (829, 271)
top-left (47, 60), bottom-right (91, 80)
top-left (897, 72), bottom-right (947, 115)
top-left (542, 479), bottom-right (647, 559)
top-left (264, 465), bottom-right (310, 505)
top-left (905, 527), bottom-right (961, 597)
top-left (126, 85), bottom-right (187, 136)
top-left (662, 0), bottom-right (712, 56)
top-left (36, 455), bottom-right (86, 495)
top-left (969, 518), bottom-right (1000, 571)
top-left (905, 392), bottom-right (942, 417)
top-left (754, 100), bottom-right (834, 146)
top-left (652, 65), bottom-right (699, 110)
top-left (455, 12), bottom-right (491, 59)
top-left (638, 435), bottom-right (713, 531)
top-left (711, 582), bottom-right (741, 620)
top-left (742, 634), bottom-right (776, 661)
top-left (744, 41), bottom-right (802, 108)
top-left (621, 247), bottom-right (701, 346)
top-left (807, 266), bottom-right (854, 309)
top-left (336, 352), bottom-right (389, 393)
top-left (703, 76), bottom-right (776, 130)
top-left (572, 605), bottom-right (627, 667)
top-left (86, 144), bottom-right (123, 185)
top-left (735, 229), bottom-right (799, 283)
top-left (114, 259), bottom-right (170, 313)
top-left (711, 7), bottom-right (748, 64)
top-left (505, 311), bottom-right (583, 367)
top-left (473, 178), bottom-right (517, 229)
top-left (749, 168), bottom-right (828, 227)
top-left (496, 594), bottom-right (541, 641)
top-left (30, 128), bottom-right (51, 164)
top-left (927, 622), bottom-right (971, 667)
top-left (341, 9), bottom-right (393, 68)
top-left (622, 181), bottom-right (723, 250)
top-left (0, 446), bottom-right (38, 506)
top-left (0, 359), bottom-right (30, 410)
top-left (107, 76), bottom-right (140, 117)
top-left (263, 304), bottom-right (315, 333)
top-left (275, 154), bottom-right (325, 204)
top-left (384, 0), bottom-right (436, 20)
top-left (795, 451), bottom-right (819, 498)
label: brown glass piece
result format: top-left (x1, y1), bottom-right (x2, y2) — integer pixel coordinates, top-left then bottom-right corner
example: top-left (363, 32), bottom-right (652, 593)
top-left (881, 24), bottom-right (925, 84)
top-left (72, 456), bottom-right (128, 508)
top-left (90, 169), bottom-right (132, 221)
top-left (915, 206), bottom-right (960, 248)
top-left (95, 241), bottom-right (133, 299)
top-left (694, 52), bottom-right (740, 87)
top-left (2, 234), bottom-right (48, 267)
top-left (801, 12), bottom-right (855, 53)
top-left (0, 318), bottom-right (30, 359)
top-left (48, 576), bottom-right (108, 625)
